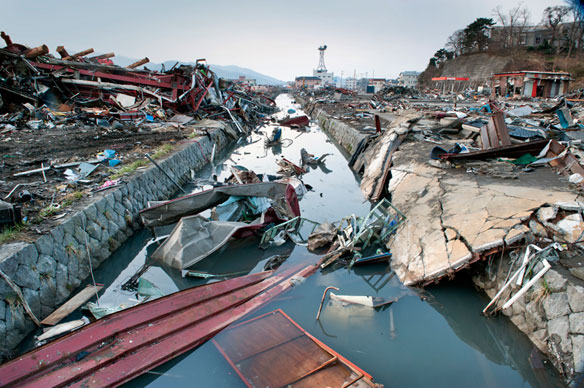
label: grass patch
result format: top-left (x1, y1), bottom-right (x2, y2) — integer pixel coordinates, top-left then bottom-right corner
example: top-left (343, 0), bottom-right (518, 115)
top-left (151, 144), bottom-right (175, 160)
top-left (0, 224), bottom-right (26, 244)
top-left (39, 205), bottom-right (60, 218)
top-left (109, 159), bottom-right (149, 180)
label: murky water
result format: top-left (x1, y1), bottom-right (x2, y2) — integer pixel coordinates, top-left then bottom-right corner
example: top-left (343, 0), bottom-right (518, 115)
top-left (84, 94), bottom-right (564, 388)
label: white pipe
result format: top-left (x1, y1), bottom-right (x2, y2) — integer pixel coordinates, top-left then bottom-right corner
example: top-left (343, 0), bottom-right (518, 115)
top-left (482, 244), bottom-right (541, 314)
top-left (502, 260), bottom-right (551, 310)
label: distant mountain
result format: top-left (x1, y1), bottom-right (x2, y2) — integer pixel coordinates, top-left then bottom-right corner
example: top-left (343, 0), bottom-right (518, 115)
top-left (110, 56), bottom-right (284, 85)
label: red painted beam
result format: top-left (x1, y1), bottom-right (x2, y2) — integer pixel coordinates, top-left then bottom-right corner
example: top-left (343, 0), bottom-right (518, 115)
top-left (0, 271), bottom-right (272, 386)
top-left (30, 62), bottom-right (191, 91)
top-left (18, 278), bottom-right (281, 388)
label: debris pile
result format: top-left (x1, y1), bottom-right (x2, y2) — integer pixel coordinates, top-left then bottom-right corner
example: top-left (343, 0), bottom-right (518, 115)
top-left (0, 32), bottom-right (279, 235)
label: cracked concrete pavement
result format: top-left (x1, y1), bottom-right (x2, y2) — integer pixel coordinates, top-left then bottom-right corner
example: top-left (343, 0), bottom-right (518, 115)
top-left (386, 141), bottom-right (581, 286)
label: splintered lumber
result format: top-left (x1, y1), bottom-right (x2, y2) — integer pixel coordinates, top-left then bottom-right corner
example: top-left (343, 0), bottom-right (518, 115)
top-left (24, 45), bottom-right (48, 59)
top-left (90, 52), bottom-right (115, 60)
top-left (40, 284), bottom-right (102, 326)
top-left (1, 31), bottom-right (12, 45)
top-left (63, 48), bottom-right (94, 61)
top-left (56, 45), bottom-right (70, 58)
top-left (38, 319), bottom-right (86, 341)
top-left (127, 57), bottom-right (149, 69)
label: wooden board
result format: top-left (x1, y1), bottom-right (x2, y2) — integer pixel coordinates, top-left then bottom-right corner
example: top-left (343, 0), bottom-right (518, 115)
top-left (40, 285), bottom-right (102, 326)
top-left (214, 309), bottom-right (381, 388)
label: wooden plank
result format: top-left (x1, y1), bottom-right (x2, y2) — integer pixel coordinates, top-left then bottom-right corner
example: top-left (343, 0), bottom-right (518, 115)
top-left (216, 310), bottom-right (303, 363)
top-left (41, 285), bottom-right (102, 326)
top-left (492, 112), bottom-right (511, 146)
top-left (480, 125), bottom-right (491, 149)
top-left (237, 336), bottom-right (334, 388)
top-left (486, 121), bottom-right (500, 148)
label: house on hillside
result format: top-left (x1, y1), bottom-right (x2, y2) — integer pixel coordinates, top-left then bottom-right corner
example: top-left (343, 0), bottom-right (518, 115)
top-left (490, 22), bottom-right (584, 51)
top-left (491, 71), bottom-right (572, 98)
top-left (398, 71), bottom-right (420, 88)
top-left (295, 76), bottom-right (321, 89)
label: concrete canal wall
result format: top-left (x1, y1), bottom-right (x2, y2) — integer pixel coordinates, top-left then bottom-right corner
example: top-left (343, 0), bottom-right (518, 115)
top-left (0, 126), bottom-right (233, 360)
top-left (297, 96), bottom-right (367, 155)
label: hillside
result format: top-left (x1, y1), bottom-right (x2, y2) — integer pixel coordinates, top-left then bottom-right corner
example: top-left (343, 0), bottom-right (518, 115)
top-left (112, 56), bottom-right (284, 85)
top-left (420, 50), bottom-right (584, 90)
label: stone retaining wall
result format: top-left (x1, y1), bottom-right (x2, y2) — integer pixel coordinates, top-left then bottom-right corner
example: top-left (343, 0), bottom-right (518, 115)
top-left (0, 126), bottom-right (232, 360)
top-left (297, 97), bottom-right (367, 154)
top-left (474, 258), bottom-right (584, 385)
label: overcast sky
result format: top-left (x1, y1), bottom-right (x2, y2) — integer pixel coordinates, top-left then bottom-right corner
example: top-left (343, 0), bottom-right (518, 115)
top-left (1, 0), bottom-right (567, 81)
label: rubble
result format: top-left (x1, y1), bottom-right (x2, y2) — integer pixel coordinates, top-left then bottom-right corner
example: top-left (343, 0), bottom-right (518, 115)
top-left (0, 32), bottom-right (279, 238)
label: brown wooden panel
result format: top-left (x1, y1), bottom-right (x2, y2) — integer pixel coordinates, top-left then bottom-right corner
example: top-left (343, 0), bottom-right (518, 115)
top-left (492, 112), bottom-right (511, 146)
top-left (292, 364), bottom-right (355, 388)
top-left (215, 311), bottom-right (303, 363)
top-left (237, 336), bottom-right (334, 388)
top-left (479, 125), bottom-right (491, 149)
top-left (486, 121), bottom-right (500, 148)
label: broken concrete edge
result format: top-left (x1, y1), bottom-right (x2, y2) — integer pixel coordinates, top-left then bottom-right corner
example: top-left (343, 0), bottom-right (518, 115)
top-left (474, 255), bottom-right (584, 382)
top-left (0, 125), bottom-right (234, 361)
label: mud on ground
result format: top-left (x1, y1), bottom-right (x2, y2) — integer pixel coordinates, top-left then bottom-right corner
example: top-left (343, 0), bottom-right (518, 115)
top-left (0, 124), bottom-right (188, 241)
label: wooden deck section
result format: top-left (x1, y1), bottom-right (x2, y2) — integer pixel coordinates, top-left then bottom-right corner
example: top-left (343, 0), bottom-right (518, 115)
top-left (213, 309), bottom-right (383, 388)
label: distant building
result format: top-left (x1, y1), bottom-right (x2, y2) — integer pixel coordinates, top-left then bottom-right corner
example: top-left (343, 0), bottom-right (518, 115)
top-left (345, 77), bottom-right (358, 90)
top-left (368, 78), bottom-right (387, 93)
top-left (295, 76), bottom-right (321, 89)
top-left (491, 71), bottom-right (571, 98)
top-left (313, 69), bottom-right (334, 85)
top-left (387, 79), bottom-right (399, 86)
top-left (398, 71), bottom-right (420, 88)
top-left (238, 76), bottom-right (257, 86)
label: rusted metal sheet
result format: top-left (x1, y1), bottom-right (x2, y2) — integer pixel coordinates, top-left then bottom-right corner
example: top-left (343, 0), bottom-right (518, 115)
top-left (0, 271), bottom-right (271, 387)
top-left (214, 309), bottom-right (383, 388)
top-left (0, 265), bottom-right (318, 388)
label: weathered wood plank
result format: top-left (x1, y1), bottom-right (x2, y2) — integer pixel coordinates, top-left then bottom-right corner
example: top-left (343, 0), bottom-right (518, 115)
top-left (41, 285), bottom-right (102, 326)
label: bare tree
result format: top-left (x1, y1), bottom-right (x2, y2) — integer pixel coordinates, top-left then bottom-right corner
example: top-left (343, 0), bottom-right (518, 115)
top-left (446, 30), bottom-right (465, 57)
top-left (564, 0), bottom-right (584, 57)
top-left (493, 3), bottom-right (530, 51)
top-left (543, 6), bottom-right (571, 50)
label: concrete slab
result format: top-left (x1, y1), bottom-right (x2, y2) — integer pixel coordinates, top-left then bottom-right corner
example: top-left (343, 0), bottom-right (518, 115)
top-left (387, 141), bottom-right (581, 286)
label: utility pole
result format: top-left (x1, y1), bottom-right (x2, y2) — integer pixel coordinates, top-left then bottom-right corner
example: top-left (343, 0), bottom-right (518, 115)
top-left (340, 71), bottom-right (344, 88)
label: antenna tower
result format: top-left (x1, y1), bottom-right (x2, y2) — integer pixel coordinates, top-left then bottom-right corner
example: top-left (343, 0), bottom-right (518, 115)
top-left (316, 45), bottom-right (327, 72)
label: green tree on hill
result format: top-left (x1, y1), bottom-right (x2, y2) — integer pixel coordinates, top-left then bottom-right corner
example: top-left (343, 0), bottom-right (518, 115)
top-left (462, 17), bottom-right (495, 53)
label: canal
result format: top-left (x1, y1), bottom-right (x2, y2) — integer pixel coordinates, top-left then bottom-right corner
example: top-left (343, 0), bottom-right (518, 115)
top-left (84, 94), bottom-right (564, 388)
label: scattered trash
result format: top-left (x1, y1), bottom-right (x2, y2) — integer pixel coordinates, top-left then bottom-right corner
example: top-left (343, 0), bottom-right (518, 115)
top-left (329, 292), bottom-right (396, 308)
